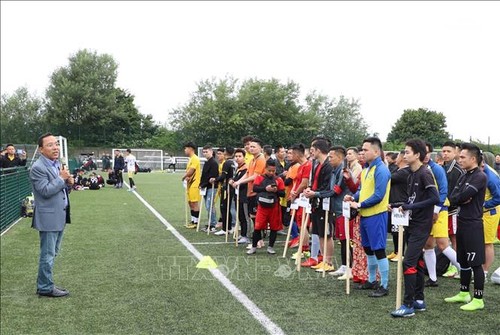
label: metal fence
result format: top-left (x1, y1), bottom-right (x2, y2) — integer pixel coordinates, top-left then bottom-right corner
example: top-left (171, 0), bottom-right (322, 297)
top-left (0, 167), bottom-right (32, 232)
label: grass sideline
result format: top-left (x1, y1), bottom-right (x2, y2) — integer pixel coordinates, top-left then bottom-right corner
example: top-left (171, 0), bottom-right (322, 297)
top-left (0, 172), bottom-right (498, 335)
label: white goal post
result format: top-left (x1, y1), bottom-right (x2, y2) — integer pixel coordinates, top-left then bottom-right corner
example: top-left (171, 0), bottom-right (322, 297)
top-left (111, 148), bottom-right (164, 171)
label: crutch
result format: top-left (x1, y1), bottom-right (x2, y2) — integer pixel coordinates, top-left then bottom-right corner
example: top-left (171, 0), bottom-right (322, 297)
top-left (396, 224), bottom-right (405, 309)
top-left (196, 188), bottom-right (205, 232)
top-left (234, 186), bottom-right (240, 246)
top-left (322, 209), bottom-right (329, 278)
top-left (296, 209), bottom-right (310, 272)
top-left (225, 186), bottom-right (231, 243)
top-left (282, 208), bottom-right (296, 258)
top-left (207, 183), bottom-right (215, 235)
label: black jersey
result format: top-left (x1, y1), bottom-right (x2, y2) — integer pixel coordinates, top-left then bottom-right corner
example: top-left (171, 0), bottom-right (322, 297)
top-left (449, 167), bottom-right (487, 224)
top-left (402, 165), bottom-right (439, 230)
top-left (444, 159), bottom-right (465, 213)
top-left (389, 166), bottom-right (411, 205)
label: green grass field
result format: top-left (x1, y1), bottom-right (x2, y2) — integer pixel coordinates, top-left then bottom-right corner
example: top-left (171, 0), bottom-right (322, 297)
top-left (1, 172), bottom-right (499, 335)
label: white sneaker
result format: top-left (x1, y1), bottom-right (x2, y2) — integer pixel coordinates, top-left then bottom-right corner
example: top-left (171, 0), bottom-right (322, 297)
top-left (247, 247), bottom-right (257, 255)
top-left (246, 244), bottom-right (254, 250)
top-left (267, 247), bottom-right (276, 255)
top-left (330, 265), bottom-right (347, 277)
top-left (214, 230), bottom-right (226, 236)
top-left (337, 272), bottom-right (353, 280)
top-left (238, 237), bottom-right (249, 244)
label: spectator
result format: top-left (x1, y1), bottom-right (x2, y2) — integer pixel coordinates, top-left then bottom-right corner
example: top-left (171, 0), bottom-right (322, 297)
top-left (113, 149), bottom-right (124, 188)
top-left (1, 143), bottom-right (27, 169)
top-left (495, 154), bottom-right (500, 174)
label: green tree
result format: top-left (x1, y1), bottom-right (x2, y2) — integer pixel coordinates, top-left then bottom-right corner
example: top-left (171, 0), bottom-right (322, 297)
top-left (305, 92), bottom-right (368, 147)
top-left (387, 108), bottom-right (450, 146)
top-left (171, 77), bottom-right (319, 147)
top-left (44, 49), bottom-right (158, 147)
top-left (0, 87), bottom-right (47, 144)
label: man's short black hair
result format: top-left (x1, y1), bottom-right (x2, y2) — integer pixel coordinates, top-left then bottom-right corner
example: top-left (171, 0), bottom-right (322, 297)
top-left (363, 137), bottom-right (383, 151)
top-left (5, 143), bottom-right (14, 148)
top-left (251, 137), bottom-right (263, 147)
top-left (347, 147), bottom-right (358, 154)
top-left (234, 148), bottom-right (246, 156)
top-left (426, 141), bottom-right (434, 153)
top-left (460, 142), bottom-right (483, 165)
top-left (311, 135), bottom-right (331, 147)
top-left (183, 141), bottom-right (196, 151)
top-left (274, 144), bottom-right (284, 153)
top-left (386, 152), bottom-right (398, 161)
top-left (225, 146), bottom-right (235, 156)
top-left (266, 158), bottom-right (276, 167)
top-left (290, 143), bottom-right (305, 155)
top-left (442, 140), bottom-right (456, 148)
top-left (38, 133), bottom-right (53, 148)
top-left (217, 148), bottom-right (225, 153)
top-left (330, 145), bottom-right (347, 157)
top-left (241, 135), bottom-right (255, 145)
top-left (405, 139), bottom-right (427, 163)
top-left (312, 139), bottom-right (329, 154)
top-left (202, 144), bottom-right (213, 150)
top-left (263, 145), bottom-right (273, 156)
top-left (126, 148), bottom-right (131, 153)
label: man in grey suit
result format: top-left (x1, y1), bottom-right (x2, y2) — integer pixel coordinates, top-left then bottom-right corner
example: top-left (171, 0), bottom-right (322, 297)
top-left (30, 133), bottom-right (74, 297)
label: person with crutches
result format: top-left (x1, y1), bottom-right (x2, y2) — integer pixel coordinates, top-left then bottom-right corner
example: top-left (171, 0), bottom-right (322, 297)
top-left (303, 140), bottom-right (334, 273)
top-left (199, 144), bottom-right (219, 233)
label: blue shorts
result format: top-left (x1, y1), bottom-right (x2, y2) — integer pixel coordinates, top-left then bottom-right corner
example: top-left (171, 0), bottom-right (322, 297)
top-left (360, 212), bottom-right (388, 251)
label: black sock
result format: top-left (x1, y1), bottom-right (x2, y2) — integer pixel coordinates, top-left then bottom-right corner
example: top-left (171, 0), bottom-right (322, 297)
top-left (269, 230), bottom-right (277, 247)
top-left (472, 265), bottom-right (484, 299)
top-left (460, 268), bottom-right (472, 292)
top-left (252, 230), bottom-right (262, 248)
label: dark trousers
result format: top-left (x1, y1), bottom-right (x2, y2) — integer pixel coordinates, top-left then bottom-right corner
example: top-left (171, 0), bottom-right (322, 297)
top-left (220, 190), bottom-right (233, 232)
top-left (236, 201), bottom-right (249, 237)
top-left (114, 169), bottom-right (123, 185)
top-left (403, 229), bottom-right (429, 306)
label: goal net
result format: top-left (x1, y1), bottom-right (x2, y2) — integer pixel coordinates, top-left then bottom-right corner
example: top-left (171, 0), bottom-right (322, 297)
top-left (111, 148), bottom-right (164, 171)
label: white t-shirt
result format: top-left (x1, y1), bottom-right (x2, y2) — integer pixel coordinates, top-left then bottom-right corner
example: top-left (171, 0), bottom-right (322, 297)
top-left (125, 154), bottom-right (136, 171)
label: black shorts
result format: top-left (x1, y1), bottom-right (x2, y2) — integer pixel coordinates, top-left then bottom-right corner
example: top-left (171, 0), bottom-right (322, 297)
top-left (248, 196), bottom-right (257, 217)
top-left (311, 210), bottom-right (334, 238)
top-left (456, 220), bottom-right (485, 267)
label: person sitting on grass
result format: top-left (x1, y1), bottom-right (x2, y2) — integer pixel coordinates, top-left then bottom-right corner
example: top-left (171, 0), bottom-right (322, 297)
top-left (247, 159), bottom-right (285, 255)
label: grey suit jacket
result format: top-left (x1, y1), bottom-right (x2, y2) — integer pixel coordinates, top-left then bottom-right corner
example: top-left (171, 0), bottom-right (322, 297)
top-left (30, 155), bottom-right (71, 232)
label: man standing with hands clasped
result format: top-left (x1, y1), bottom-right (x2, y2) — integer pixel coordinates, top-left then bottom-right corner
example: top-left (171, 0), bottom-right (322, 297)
top-left (390, 139), bottom-right (439, 317)
top-left (30, 133), bottom-right (74, 297)
top-left (344, 137), bottom-right (391, 297)
top-left (444, 143), bottom-right (488, 311)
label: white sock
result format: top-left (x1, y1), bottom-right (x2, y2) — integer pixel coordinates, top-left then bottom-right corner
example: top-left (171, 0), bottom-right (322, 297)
top-left (424, 249), bottom-right (437, 281)
top-left (311, 234), bottom-right (320, 260)
top-left (442, 246), bottom-right (461, 270)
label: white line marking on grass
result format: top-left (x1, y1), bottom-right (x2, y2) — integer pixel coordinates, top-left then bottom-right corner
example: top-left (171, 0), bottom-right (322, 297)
top-left (0, 217), bottom-right (23, 237)
top-left (131, 190), bottom-right (286, 335)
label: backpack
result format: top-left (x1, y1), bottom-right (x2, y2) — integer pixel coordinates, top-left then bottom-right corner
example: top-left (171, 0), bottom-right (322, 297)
top-left (21, 195), bottom-right (35, 217)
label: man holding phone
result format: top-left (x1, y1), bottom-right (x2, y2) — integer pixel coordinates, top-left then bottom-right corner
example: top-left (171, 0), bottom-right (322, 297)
top-left (1, 143), bottom-right (27, 168)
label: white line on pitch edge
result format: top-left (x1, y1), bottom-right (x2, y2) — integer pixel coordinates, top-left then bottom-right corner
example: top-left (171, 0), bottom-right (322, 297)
top-left (130, 189), bottom-right (286, 335)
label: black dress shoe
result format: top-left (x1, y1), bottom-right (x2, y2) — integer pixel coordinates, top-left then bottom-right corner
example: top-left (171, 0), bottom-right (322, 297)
top-left (37, 287), bottom-right (69, 298)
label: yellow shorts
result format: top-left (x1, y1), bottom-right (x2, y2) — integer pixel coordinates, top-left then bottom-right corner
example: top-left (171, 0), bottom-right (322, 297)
top-left (431, 210), bottom-right (449, 238)
top-left (187, 186), bottom-right (201, 203)
top-left (483, 209), bottom-right (500, 243)
top-left (127, 171), bottom-right (135, 179)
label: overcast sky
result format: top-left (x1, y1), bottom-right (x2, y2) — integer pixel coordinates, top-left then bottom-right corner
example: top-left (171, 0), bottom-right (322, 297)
top-left (2, 1), bottom-right (499, 144)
